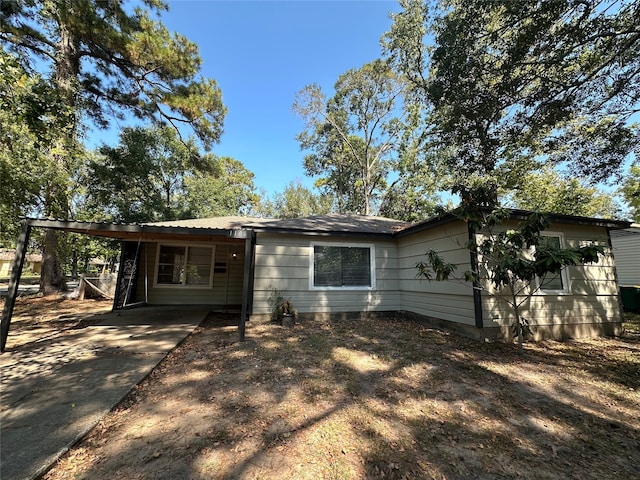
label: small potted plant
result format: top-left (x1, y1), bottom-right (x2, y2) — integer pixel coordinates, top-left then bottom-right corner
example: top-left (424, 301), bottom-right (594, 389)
top-left (269, 288), bottom-right (298, 327)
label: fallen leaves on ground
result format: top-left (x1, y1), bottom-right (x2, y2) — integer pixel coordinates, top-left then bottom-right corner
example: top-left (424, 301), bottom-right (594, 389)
top-left (8, 297), bottom-right (639, 480)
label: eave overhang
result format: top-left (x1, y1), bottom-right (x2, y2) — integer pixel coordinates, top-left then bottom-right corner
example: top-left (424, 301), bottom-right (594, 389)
top-left (25, 218), bottom-right (252, 240)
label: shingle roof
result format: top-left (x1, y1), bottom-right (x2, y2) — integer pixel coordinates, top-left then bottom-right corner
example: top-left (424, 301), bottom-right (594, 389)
top-left (23, 210), bottom-right (629, 241)
top-left (145, 214), bottom-right (411, 236)
top-left (145, 216), bottom-right (274, 230)
top-left (0, 251), bottom-right (41, 262)
top-left (247, 214), bottom-right (411, 236)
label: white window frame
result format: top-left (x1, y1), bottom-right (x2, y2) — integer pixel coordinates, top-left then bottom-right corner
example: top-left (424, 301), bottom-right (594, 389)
top-left (309, 242), bottom-right (376, 290)
top-left (535, 232), bottom-right (571, 294)
top-left (153, 243), bottom-right (215, 289)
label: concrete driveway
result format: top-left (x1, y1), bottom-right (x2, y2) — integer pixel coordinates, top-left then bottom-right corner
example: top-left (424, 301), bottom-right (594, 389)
top-left (0, 307), bottom-right (207, 480)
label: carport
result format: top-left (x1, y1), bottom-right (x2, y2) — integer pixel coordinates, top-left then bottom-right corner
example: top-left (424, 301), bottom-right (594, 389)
top-left (1, 217), bottom-right (268, 351)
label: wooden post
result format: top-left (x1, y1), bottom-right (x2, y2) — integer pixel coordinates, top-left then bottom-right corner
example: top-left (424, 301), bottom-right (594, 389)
top-left (239, 230), bottom-right (255, 342)
top-left (1, 221), bottom-right (32, 352)
top-left (468, 223), bottom-right (484, 330)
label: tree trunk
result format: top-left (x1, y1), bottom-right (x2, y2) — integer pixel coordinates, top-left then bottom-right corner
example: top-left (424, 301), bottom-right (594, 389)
top-left (40, 229), bottom-right (67, 295)
top-left (38, 4), bottom-right (79, 294)
top-left (165, 184), bottom-right (172, 220)
top-left (511, 288), bottom-right (524, 355)
top-left (71, 247), bottom-right (78, 279)
top-left (363, 161), bottom-right (371, 215)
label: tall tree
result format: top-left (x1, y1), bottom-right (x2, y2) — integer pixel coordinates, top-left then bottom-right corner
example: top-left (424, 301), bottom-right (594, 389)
top-left (379, 141), bottom-right (448, 221)
top-left (383, 0), bottom-right (639, 196)
top-left (258, 180), bottom-right (333, 219)
top-left (1, 0), bottom-right (226, 292)
top-left (88, 126), bottom-right (198, 222)
top-left (87, 126), bottom-right (256, 222)
top-left (506, 167), bottom-right (621, 219)
top-left (184, 156), bottom-right (259, 218)
top-left (0, 47), bottom-right (68, 245)
top-left (620, 163), bottom-right (640, 221)
top-left (293, 59), bottom-right (409, 215)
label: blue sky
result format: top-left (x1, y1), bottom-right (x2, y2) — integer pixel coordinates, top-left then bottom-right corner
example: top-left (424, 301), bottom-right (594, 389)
top-left (85, 0), bottom-right (633, 212)
top-left (153, 0), bottom-right (402, 197)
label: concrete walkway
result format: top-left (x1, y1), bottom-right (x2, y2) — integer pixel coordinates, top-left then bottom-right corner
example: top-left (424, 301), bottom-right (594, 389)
top-left (0, 307), bottom-right (207, 480)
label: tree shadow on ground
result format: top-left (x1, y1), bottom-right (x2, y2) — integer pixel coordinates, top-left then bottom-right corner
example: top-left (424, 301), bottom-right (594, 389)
top-left (43, 314), bottom-right (640, 480)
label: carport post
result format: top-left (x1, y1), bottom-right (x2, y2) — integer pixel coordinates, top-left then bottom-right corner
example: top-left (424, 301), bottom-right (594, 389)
top-left (239, 229), bottom-right (255, 342)
top-left (1, 221), bottom-right (32, 352)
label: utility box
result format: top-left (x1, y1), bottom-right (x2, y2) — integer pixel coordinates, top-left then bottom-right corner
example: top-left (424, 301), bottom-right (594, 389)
top-left (620, 286), bottom-right (640, 313)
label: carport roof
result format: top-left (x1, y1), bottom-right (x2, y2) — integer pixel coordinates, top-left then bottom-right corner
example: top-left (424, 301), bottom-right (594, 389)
top-left (24, 216), bottom-right (272, 240)
top-left (24, 214), bottom-right (413, 239)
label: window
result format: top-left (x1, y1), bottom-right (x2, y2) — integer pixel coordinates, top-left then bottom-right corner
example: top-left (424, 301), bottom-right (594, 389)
top-left (311, 243), bottom-right (374, 289)
top-left (156, 244), bottom-right (214, 287)
top-left (536, 234), bottom-right (570, 293)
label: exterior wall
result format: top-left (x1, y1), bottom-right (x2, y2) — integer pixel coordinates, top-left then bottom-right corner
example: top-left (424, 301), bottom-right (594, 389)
top-left (117, 218), bottom-right (622, 341)
top-left (0, 257), bottom-right (41, 276)
top-left (136, 240), bottom-right (246, 305)
top-left (0, 260), bottom-right (10, 276)
top-left (611, 227), bottom-right (640, 286)
top-left (251, 233), bottom-right (401, 318)
top-left (29, 260), bottom-right (42, 275)
top-left (480, 222), bottom-right (622, 340)
top-left (397, 221), bottom-right (476, 326)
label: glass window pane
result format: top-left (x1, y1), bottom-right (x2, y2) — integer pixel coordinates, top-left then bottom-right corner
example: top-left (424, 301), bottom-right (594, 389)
top-left (186, 246), bottom-right (213, 285)
top-left (314, 246), bottom-right (342, 286)
top-left (186, 247), bottom-right (213, 285)
top-left (313, 245), bottom-right (371, 287)
top-left (540, 272), bottom-right (563, 290)
top-left (157, 246), bottom-right (185, 284)
top-left (186, 265), bottom-right (211, 285)
top-left (542, 236), bottom-right (561, 249)
top-left (342, 247), bottom-right (371, 286)
top-left (539, 236), bottom-right (564, 290)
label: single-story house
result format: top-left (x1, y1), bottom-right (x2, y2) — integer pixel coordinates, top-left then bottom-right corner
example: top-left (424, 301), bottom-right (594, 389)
top-left (0, 211), bottom-right (631, 351)
top-left (611, 224), bottom-right (640, 286)
top-left (0, 250), bottom-right (42, 277)
top-left (610, 224), bottom-right (640, 312)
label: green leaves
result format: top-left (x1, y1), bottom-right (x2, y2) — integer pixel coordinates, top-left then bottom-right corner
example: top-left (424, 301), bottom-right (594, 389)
top-left (507, 167), bottom-right (622, 218)
top-left (294, 60), bottom-right (411, 215)
top-left (0, 48), bottom-right (75, 243)
top-left (385, 0), bottom-right (639, 194)
top-left (620, 163), bottom-right (640, 222)
top-left (257, 180), bottom-right (333, 219)
top-left (416, 249), bottom-right (457, 281)
top-left (86, 126), bottom-right (257, 223)
top-left (414, 205), bottom-right (607, 351)
top-left (184, 156), bottom-right (258, 218)
top-left (0, 0), bottom-right (226, 149)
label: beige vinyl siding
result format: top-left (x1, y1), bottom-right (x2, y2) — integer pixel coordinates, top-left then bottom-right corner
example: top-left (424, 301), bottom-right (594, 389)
top-left (252, 233), bottom-right (401, 315)
top-left (136, 241), bottom-right (246, 305)
top-left (481, 223), bottom-right (622, 329)
top-left (0, 260), bottom-right (10, 276)
top-left (397, 221), bottom-right (476, 326)
top-left (611, 227), bottom-right (640, 286)
top-left (483, 295), bottom-right (621, 326)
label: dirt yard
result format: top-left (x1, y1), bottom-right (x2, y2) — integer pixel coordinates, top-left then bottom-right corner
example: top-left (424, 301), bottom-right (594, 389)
top-left (1, 294), bottom-right (112, 349)
top-left (3, 296), bottom-right (639, 479)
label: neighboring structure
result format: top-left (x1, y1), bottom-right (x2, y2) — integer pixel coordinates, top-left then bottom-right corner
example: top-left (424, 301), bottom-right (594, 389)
top-left (610, 224), bottom-right (640, 312)
top-left (611, 224), bottom-right (640, 286)
top-left (1, 212), bottom-right (630, 350)
top-left (0, 250), bottom-right (42, 277)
